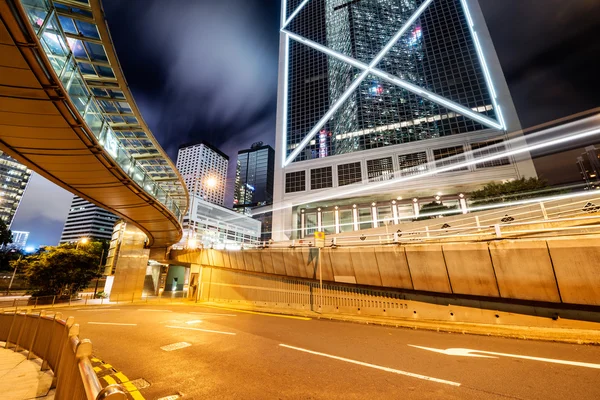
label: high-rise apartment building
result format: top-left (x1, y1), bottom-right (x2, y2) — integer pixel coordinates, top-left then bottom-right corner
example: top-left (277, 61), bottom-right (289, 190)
top-left (59, 196), bottom-right (119, 243)
top-left (272, 0), bottom-right (536, 240)
top-left (176, 141), bottom-right (229, 206)
top-left (0, 150), bottom-right (32, 226)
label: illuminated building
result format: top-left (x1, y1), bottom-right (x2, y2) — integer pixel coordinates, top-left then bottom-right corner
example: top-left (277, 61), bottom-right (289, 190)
top-left (0, 150), bottom-right (31, 226)
top-left (176, 141), bottom-right (229, 206)
top-left (272, 0), bottom-right (537, 240)
top-left (59, 196), bottom-right (119, 243)
top-left (577, 145), bottom-right (600, 189)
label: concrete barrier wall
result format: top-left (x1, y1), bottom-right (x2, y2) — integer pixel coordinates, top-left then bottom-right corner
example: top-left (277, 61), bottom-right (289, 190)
top-left (175, 235), bottom-right (600, 306)
top-left (442, 243), bottom-right (500, 298)
top-left (547, 238), bottom-right (600, 306)
top-left (405, 245), bottom-right (451, 293)
top-left (489, 241), bottom-right (560, 303)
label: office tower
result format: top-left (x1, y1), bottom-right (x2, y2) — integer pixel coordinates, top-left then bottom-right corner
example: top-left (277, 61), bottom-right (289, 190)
top-left (234, 142), bottom-right (275, 211)
top-left (176, 141), bottom-right (229, 206)
top-left (577, 145), bottom-right (600, 189)
top-left (59, 196), bottom-right (119, 243)
top-left (272, 0), bottom-right (537, 240)
top-left (11, 231), bottom-right (29, 249)
top-left (0, 150), bottom-right (32, 226)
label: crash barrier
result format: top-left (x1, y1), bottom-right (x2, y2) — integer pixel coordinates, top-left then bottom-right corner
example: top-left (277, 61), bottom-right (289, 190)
top-left (175, 235), bottom-right (600, 307)
top-left (0, 311), bottom-right (127, 400)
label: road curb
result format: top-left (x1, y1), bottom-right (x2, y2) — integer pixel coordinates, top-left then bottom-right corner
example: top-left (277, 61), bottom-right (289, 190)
top-left (199, 302), bottom-right (600, 345)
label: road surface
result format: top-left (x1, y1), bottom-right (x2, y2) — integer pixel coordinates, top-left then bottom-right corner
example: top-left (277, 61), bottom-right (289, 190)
top-left (47, 304), bottom-right (600, 399)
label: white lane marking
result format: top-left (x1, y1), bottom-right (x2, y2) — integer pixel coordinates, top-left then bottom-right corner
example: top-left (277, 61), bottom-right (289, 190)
top-left (137, 309), bottom-right (173, 312)
top-left (409, 346), bottom-right (600, 369)
top-left (156, 395), bottom-right (181, 400)
top-left (74, 308), bottom-right (121, 311)
top-left (88, 322), bottom-right (137, 326)
top-left (279, 344), bottom-right (460, 386)
top-left (160, 342), bottom-right (191, 351)
top-left (190, 311), bottom-right (237, 317)
top-left (186, 320), bottom-right (202, 324)
top-left (166, 325), bottom-right (236, 336)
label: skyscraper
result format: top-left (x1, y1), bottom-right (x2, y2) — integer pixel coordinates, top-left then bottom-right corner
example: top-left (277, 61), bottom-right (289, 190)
top-left (59, 196), bottom-right (119, 243)
top-left (0, 150), bottom-right (32, 226)
top-left (234, 142), bottom-right (275, 212)
top-left (176, 141), bottom-right (229, 206)
top-left (272, 0), bottom-right (536, 240)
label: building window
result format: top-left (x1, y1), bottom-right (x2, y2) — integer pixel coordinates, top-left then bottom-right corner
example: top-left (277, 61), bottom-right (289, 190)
top-left (433, 146), bottom-right (468, 172)
top-left (398, 152), bottom-right (428, 176)
top-left (471, 140), bottom-right (510, 168)
top-left (310, 167), bottom-right (333, 190)
top-left (337, 162), bottom-right (362, 186)
top-left (285, 171), bottom-right (306, 193)
top-left (367, 157), bottom-right (394, 182)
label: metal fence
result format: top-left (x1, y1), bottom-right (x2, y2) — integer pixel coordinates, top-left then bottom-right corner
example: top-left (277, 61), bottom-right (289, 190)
top-left (0, 311), bottom-right (127, 400)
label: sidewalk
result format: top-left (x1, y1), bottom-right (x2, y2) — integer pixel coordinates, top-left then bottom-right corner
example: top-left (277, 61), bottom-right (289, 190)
top-left (0, 344), bottom-right (54, 400)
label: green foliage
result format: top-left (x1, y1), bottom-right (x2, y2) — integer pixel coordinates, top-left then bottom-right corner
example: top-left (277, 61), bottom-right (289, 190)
top-left (470, 178), bottom-right (552, 205)
top-left (20, 242), bottom-right (104, 297)
top-left (0, 220), bottom-right (12, 247)
top-left (416, 201), bottom-right (459, 220)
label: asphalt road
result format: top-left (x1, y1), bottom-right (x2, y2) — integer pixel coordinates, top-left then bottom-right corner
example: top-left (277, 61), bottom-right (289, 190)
top-left (46, 304), bottom-right (600, 400)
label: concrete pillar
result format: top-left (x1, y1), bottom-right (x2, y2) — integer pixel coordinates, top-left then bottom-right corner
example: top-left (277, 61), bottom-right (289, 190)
top-left (109, 222), bottom-right (150, 301)
top-left (300, 210), bottom-right (305, 238)
top-left (392, 201), bottom-right (399, 224)
top-left (371, 203), bottom-right (378, 228)
top-left (334, 207), bottom-right (340, 234)
top-left (352, 205), bottom-right (359, 231)
top-left (412, 198), bottom-right (420, 218)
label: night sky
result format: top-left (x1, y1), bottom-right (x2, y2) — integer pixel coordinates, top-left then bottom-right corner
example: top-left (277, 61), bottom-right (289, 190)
top-left (11, 0), bottom-right (600, 247)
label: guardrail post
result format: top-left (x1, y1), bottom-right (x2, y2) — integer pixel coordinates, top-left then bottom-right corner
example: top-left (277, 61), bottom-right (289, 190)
top-left (14, 310), bottom-right (29, 352)
top-left (41, 312), bottom-right (62, 371)
top-left (4, 311), bottom-right (18, 349)
top-left (34, 297), bottom-right (39, 309)
top-left (393, 231), bottom-right (399, 242)
top-left (425, 226), bottom-right (430, 238)
top-left (494, 224), bottom-right (502, 238)
top-left (540, 202), bottom-right (549, 220)
top-left (52, 296), bottom-right (56, 307)
top-left (27, 311), bottom-right (45, 360)
top-left (475, 216), bottom-right (481, 231)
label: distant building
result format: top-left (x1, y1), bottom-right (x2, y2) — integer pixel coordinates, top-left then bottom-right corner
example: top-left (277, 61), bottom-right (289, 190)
top-left (59, 196), bottom-right (119, 243)
top-left (577, 145), bottom-right (600, 189)
top-left (11, 231), bottom-right (29, 249)
top-left (233, 142), bottom-right (275, 240)
top-left (179, 195), bottom-right (261, 249)
top-left (176, 141), bottom-right (229, 206)
top-left (0, 150), bottom-right (32, 226)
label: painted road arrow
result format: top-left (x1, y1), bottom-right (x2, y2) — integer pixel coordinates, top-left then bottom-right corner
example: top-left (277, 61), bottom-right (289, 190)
top-left (409, 345), bottom-right (600, 369)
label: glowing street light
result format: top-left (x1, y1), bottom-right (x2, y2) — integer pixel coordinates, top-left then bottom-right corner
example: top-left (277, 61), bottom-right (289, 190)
top-left (76, 237), bottom-right (89, 249)
top-left (205, 176), bottom-right (217, 189)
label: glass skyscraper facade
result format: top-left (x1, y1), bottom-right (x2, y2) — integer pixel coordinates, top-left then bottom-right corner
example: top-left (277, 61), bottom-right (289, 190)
top-left (273, 0), bottom-right (536, 240)
top-left (285, 0), bottom-right (498, 162)
top-left (234, 143), bottom-right (275, 211)
top-left (0, 150), bottom-right (31, 226)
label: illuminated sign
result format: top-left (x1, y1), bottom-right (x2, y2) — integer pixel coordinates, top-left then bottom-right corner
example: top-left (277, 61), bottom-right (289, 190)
top-left (319, 129), bottom-right (328, 158)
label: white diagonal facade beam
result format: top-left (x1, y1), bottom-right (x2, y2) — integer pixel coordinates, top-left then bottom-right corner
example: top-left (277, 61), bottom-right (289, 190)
top-left (283, 0), bottom-right (434, 166)
top-left (281, 0), bottom-right (504, 167)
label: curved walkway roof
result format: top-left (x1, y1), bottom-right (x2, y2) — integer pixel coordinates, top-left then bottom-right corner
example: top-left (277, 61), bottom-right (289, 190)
top-left (0, 0), bottom-right (188, 247)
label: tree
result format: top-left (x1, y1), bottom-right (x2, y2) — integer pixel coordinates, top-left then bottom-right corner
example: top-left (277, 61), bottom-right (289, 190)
top-left (470, 177), bottom-right (552, 205)
top-left (21, 242), bottom-right (103, 297)
top-left (0, 220), bottom-right (15, 271)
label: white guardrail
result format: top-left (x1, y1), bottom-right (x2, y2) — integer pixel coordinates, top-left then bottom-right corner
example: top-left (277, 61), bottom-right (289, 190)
top-left (0, 311), bottom-right (127, 400)
top-left (254, 192), bottom-right (600, 248)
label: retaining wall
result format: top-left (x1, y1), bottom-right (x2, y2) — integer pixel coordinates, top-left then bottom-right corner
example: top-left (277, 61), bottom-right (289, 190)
top-left (171, 235), bottom-right (600, 307)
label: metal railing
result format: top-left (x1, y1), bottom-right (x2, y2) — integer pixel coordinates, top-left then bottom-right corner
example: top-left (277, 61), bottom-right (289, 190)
top-left (0, 311), bottom-right (127, 399)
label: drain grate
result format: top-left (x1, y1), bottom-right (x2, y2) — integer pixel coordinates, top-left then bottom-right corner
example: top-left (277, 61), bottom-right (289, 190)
top-left (130, 378), bottom-right (150, 390)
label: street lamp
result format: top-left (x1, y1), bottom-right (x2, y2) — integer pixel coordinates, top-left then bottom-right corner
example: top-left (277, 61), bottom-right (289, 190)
top-left (76, 237), bottom-right (89, 250)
